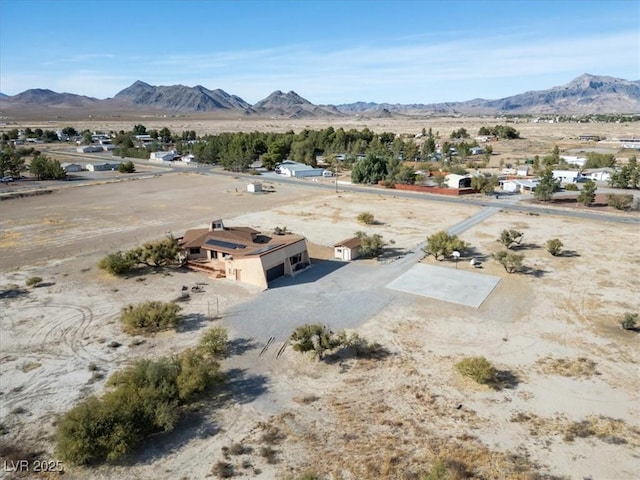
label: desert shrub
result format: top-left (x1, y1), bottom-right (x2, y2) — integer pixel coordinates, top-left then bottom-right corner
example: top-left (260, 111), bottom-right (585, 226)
top-left (455, 356), bottom-right (498, 386)
top-left (98, 252), bottom-right (135, 275)
top-left (493, 250), bottom-right (524, 273)
top-left (564, 183), bottom-right (578, 191)
top-left (199, 326), bottom-right (229, 359)
top-left (259, 446), bottom-right (278, 464)
top-left (344, 333), bottom-right (387, 359)
top-left (229, 442), bottom-right (248, 455)
top-left (619, 312), bottom-right (638, 330)
top-left (546, 238), bottom-right (564, 256)
top-left (497, 229), bottom-right (523, 249)
top-left (290, 324), bottom-right (343, 360)
top-left (25, 276), bottom-right (42, 287)
top-left (120, 301), bottom-right (181, 335)
top-left (273, 226), bottom-right (288, 235)
top-left (357, 211), bottom-right (375, 224)
top-left (607, 193), bottom-right (634, 210)
top-left (424, 231), bottom-right (469, 261)
top-left (211, 461), bottom-right (234, 478)
top-left (57, 352), bottom-right (223, 465)
top-left (354, 231), bottom-right (385, 258)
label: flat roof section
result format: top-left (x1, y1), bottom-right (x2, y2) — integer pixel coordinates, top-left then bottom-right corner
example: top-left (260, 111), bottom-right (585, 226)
top-left (386, 263), bottom-right (501, 308)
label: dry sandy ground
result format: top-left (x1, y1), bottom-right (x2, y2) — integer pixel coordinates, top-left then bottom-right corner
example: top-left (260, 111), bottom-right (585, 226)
top-left (1, 173), bottom-right (639, 480)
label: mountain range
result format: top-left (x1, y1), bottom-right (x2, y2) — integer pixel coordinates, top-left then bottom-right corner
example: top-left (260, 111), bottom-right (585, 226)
top-left (0, 74), bottom-right (638, 118)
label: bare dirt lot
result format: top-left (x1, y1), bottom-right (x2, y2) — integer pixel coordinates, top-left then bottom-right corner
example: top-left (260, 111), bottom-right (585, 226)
top-left (1, 134), bottom-right (639, 479)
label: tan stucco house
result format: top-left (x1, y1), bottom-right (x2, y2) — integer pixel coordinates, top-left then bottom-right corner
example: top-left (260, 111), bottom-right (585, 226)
top-left (179, 220), bottom-right (310, 289)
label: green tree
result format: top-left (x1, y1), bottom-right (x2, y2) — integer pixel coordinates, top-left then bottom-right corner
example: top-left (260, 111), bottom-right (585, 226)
top-left (493, 250), bottom-right (524, 273)
top-left (351, 153), bottom-right (388, 184)
top-left (29, 155), bottom-right (66, 180)
top-left (132, 124), bottom-right (147, 135)
top-left (61, 126), bottom-right (78, 137)
top-left (158, 127), bottom-right (172, 144)
top-left (577, 179), bottom-right (597, 206)
top-left (0, 146), bottom-right (26, 177)
top-left (534, 168), bottom-right (559, 202)
top-left (471, 174), bottom-right (498, 195)
top-left (433, 173), bottom-right (446, 187)
top-left (424, 231), bottom-right (468, 261)
top-left (118, 161), bottom-right (135, 173)
top-left (546, 238), bottom-right (564, 256)
top-left (128, 236), bottom-right (180, 268)
top-left (498, 229), bottom-right (524, 249)
top-left (355, 231), bottom-right (385, 258)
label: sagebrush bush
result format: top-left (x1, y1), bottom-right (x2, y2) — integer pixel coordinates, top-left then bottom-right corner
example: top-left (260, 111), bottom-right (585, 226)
top-left (25, 276), bottom-right (42, 287)
top-left (546, 238), bottom-right (564, 256)
top-left (120, 301), bottom-right (181, 335)
top-left (455, 356), bottom-right (498, 385)
top-left (619, 312), bottom-right (638, 330)
top-left (56, 351), bottom-right (223, 465)
top-left (357, 212), bottom-right (375, 225)
top-left (98, 252), bottom-right (135, 275)
top-left (199, 326), bottom-right (229, 359)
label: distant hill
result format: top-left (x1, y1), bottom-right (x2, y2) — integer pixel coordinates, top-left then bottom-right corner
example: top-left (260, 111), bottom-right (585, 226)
top-left (253, 90), bottom-right (343, 118)
top-left (337, 74), bottom-right (640, 115)
top-left (0, 74), bottom-right (638, 118)
top-left (111, 81), bottom-right (254, 113)
top-left (2, 88), bottom-right (99, 108)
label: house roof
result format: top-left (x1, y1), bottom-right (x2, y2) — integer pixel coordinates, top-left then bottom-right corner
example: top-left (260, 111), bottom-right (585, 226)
top-left (181, 223), bottom-right (304, 258)
top-left (583, 167), bottom-right (615, 173)
top-left (334, 237), bottom-right (362, 249)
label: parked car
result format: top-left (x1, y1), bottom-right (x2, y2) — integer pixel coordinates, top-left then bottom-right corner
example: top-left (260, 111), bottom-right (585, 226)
top-left (1, 176), bottom-right (14, 183)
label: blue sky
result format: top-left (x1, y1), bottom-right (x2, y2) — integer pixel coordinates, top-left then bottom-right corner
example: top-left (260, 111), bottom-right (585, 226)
top-left (1, 0), bottom-right (638, 104)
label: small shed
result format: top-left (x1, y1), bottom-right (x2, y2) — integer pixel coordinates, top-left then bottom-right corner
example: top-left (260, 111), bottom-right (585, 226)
top-left (247, 182), bottom-right (262, 193)
top-left (334, 237), bottom-right (362, 261)
top-left (445, 173), bottom-right (472, 189)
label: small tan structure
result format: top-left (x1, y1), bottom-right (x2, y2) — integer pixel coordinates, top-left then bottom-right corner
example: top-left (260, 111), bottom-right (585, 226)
top-left (334, 237), bottom-right (362, 261)
top-left (180, 219), bottom-right (310, 289)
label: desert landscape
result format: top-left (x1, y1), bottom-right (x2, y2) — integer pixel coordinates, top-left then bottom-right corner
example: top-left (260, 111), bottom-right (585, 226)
top-left (1, 117), bottom-right (640, 480)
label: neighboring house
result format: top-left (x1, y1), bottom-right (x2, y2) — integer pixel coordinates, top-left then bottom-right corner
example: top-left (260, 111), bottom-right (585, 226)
top-left (334, 237), bottom-right (362, 261)
top-left (445, 173), bottom-right (472, 189)
top-left (60, 163), bottom-right (82, 173)
top-left (86, 162), bottom-right (120, 171)
top-left (76, 145), bottom-right (103, 153)
top-left (552, 169), bottom-right (583, 184)
top-left (180, 219), bottom-right (310, 290)
top-left (276, 160), bottom-right (329, 178)
top-left (501, 179), bottom-right (539, 193)
top-left (583, 167), bottom-right (615, 182)
top-left (516, 167), bottom-right (530, 177)
top-left (150, 151), bottom-right (177, 162)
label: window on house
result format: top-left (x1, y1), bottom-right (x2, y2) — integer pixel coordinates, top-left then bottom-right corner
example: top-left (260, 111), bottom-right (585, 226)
top-left (189, 248), bottom-right (200, 255)
top-left (289, 253), bottom-right (302, 264)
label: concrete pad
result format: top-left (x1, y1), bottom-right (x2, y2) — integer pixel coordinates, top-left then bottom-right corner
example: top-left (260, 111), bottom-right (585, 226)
top-left (386, 263), bottom-right (501, 308)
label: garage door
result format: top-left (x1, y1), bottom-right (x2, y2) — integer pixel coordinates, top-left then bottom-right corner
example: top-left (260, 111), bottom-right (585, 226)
top-left (266, 263), bottom-right (285, 282)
